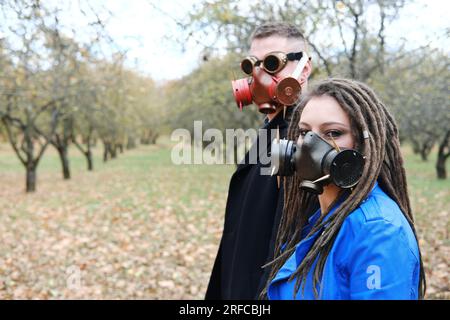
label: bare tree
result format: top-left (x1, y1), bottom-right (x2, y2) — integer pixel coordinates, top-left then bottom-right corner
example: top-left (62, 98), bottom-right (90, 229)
top-left (0, 2), bottom-right (64, 191)
top-left (0, 0), bottom-right (117, 190)
top-left (176, 0), bottom-right (407, 80)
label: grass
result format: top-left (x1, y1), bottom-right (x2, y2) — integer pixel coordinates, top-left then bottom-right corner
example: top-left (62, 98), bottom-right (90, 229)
top-left (403, 146), bottom-right (450, 210)
top-left (0, 138), bottom-right (448, 299)
top-left (402, 146), bottom-right (450, 241)
top-left (0, 137), bottom-right (233, 212)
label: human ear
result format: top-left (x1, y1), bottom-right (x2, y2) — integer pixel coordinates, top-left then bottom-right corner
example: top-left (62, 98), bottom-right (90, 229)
top-left (300, 60), bottom-right (312, 82)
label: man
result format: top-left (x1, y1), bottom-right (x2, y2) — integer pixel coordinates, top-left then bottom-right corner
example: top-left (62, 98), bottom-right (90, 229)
top-left (205, 22), bottom-right (312, 299)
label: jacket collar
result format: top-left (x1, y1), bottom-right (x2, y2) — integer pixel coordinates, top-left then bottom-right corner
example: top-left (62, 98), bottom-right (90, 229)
top-left (269, 193), bottom-right (346, 288)
top-left (270, 181), bottom-right (380, 287)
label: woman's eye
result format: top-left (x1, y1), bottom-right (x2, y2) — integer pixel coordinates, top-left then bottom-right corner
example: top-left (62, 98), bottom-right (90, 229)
top-left (299, 129), bottom-right (309, 136)
top-left (325, 130), bottom-right (342, 138)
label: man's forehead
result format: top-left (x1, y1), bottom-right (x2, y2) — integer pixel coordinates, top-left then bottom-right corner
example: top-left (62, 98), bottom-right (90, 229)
top-left (249, 36), bottom-right (303, 57)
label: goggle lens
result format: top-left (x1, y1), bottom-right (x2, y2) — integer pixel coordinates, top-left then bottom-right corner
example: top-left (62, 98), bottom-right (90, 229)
top-left (263, 54), bottom-right (282, 73)
top-left (241, 58), bottom-right (255, 75)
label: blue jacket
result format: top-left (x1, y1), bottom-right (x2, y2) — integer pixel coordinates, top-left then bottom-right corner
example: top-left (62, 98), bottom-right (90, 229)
top-left (268, 182), bottom-right (420, 300)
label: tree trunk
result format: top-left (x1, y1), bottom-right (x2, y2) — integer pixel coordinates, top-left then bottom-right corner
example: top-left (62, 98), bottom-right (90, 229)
top-left (26, 164), bottom-right (36, 193)
top-left (141, 129), bottom-right (158, 145)
top-left (110, 144), bottom-right (117, 158)
top-left (436, 130), bottom-right (450, 180)
top-left (57, 146), bottom-right (71, 180)
top-left (127, 136), bottom-right (136, 149)
top-left (87, 149), bottom-right (93, 171)
top-left (436, 154), bottom-right (447, 179)
top-left (25, 127), bottom-right (37, 192)
top-left (150, 133), bottom-right (158, 144)
top-left (103, 142), bottom-right (110, 162)
top-left (140, 132), bottom-right (150, 145)
top-left (420, 137), bottom-right (435, 161)
top-left (411, 140), bottom-right (420, 155)
top-left (72, 134), bottom-right (94, 171)
top-left (420, 147), bottom-right (428, 161)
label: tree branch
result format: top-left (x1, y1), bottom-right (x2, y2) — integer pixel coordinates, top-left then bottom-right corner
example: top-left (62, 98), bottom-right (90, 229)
top-left (1, 117), bottom-right (27, 165)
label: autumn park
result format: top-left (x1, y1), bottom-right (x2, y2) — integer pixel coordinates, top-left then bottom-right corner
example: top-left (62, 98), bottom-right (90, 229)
top-left (0, 0), bottom-right (448, 300)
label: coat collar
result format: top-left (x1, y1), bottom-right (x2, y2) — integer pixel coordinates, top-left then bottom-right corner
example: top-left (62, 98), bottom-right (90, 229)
top-left (234, 111), bottom-right (289, 174)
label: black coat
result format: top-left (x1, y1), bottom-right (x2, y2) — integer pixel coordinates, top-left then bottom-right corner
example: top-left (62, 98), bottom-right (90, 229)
top-left (205, 111), bottom-right (289, 300)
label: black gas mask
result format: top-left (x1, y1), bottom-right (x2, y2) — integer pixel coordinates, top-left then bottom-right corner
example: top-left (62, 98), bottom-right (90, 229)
top-left (271, 131), bottom-right (365, 194)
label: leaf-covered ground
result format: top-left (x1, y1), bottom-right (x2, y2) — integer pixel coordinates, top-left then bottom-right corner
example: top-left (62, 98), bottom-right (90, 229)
top-left (0, 140), bottom-right (448, 299)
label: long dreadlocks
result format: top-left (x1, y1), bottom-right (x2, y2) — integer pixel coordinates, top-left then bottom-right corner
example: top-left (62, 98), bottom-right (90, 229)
top-left (261, 78), bottom-right (426, 299)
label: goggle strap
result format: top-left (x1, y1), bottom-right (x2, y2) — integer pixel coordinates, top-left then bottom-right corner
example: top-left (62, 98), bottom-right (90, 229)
top-left (291, 52), bottom-right (309, 80)
top-left (286, 52), bottom-right (303, 61)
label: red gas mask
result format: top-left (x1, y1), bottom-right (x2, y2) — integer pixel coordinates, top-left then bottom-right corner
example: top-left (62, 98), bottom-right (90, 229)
top-left (231, 51), bottom-right (310, 114)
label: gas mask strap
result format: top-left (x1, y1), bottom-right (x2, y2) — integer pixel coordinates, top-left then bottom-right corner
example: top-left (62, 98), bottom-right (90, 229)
top-left (291, 52), bottom-right (309, 80)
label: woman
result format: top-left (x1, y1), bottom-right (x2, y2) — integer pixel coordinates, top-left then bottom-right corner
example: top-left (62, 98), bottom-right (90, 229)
top-left (263, 78), bottom-right (426, 300)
